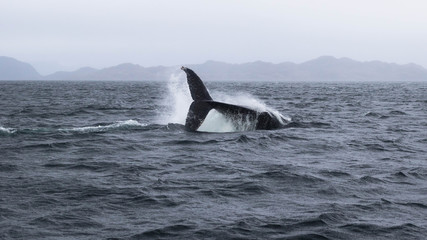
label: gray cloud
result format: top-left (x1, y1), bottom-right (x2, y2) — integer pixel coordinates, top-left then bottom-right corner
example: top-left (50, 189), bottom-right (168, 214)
top-left (1, 0), bottom-right (426, 74)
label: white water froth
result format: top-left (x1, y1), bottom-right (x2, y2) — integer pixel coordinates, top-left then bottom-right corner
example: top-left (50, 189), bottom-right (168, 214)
top-left (60, 120), bottom-right (147, 133)
top-left (213, 92), bottom-right (268, 112)
top-left (198, 110), bottom-right (236, 133)
top-left (0, 126), bottom-right (17, 134)
top-left (214, 92), bottom-right (291, 124)
top-left (198, 109), bottom-right (257, 133)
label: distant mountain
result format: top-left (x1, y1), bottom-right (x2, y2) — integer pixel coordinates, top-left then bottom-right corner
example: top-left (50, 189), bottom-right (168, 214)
top-left (295, 56), bottom-right (427, 82)
top-left (45, 66), bottom-right (98, 80)
top-left (187, 57), bottom-right (427, 82)
top-left (45, 63), bottom-right (173, 81)
top-left (1, 56), bottom-right (427, 81)
top-left (0, 56), bottom-right (41, 80)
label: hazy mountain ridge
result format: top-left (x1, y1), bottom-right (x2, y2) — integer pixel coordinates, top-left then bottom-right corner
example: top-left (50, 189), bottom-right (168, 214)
top-left (187, 57), bottom-right (427, 81)
top-left (46, 63), bottom-right (173, 81)
top-left (1, 56), bottom-right (427, 81)
top-left (0, 56), bottom-right (41, 80)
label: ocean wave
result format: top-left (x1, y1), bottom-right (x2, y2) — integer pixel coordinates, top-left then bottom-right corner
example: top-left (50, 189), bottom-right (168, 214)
top-left (364, 111), bottom-right (382, 118)
top-left (0, 163), bottom-right (18, 172)
top-left (389, 110), bottom-right (407, 115)
top-left (253, 170), bottom-right (326, 186)
top-left (340, 222), bottom-right (423, 239)
top-left (43, 161), bottom-right (121, 172)
top-left (283, 121), bottom-right (332, 129)
top-left (164, 139), bottom-right (222, 145)
top-left (134, 224), bottom-right (195, 239)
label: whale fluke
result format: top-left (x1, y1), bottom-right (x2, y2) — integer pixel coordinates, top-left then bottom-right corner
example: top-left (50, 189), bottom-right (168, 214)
top-left (181, 66), bottom-right (212, 101)
top-left (181, 67), bottom-right (287, 132)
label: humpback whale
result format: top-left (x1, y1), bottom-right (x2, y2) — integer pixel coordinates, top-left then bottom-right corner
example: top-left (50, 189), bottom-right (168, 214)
top-left (181, 66), bottom-right (288, 132)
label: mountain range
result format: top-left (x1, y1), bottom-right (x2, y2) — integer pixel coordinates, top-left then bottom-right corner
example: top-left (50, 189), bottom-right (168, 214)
top-left (0, 56), bottom-right (42, 80)
top-left (1, 56), bottom-right (427, 81)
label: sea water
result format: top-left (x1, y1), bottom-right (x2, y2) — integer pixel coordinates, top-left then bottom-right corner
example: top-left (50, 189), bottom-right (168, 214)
top-left (1, 79), bottom-right (426, 239)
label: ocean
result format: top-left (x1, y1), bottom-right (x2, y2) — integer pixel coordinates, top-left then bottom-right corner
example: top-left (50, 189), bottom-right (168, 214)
top-left (1, 77), bottom-right (426, 239)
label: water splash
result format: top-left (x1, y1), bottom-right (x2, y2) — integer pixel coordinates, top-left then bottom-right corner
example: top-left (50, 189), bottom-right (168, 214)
top-left (213, 92), bottom-right (268, 112)
top-left (214, 92), bottom-right (290, 124)
top-left (158, 70), bottom-right (192, 125)
top-left (159, 73), bottom-right (289, 132)
top-left (198, 110), bottom-right (257, 132)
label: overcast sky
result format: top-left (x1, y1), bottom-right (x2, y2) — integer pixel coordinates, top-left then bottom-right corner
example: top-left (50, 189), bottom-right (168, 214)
top-left (1, 0), bottom-right (426, 74)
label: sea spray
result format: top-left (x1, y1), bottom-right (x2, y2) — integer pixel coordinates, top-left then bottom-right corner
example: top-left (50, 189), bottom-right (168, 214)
top-left (213, 92), bottom-right (269, 112)
top-left (157, 71), bottom-right (192, 125)
top-left (158, 73), bottom-right (289, 132)
top-left (213, 91), bottom-right (291, 124)
top-left (198, 109), bottom-right (258, 132)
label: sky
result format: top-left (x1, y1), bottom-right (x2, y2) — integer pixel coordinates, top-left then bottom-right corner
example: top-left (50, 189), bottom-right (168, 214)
top-left (1, 0), bottom-right (427, 75)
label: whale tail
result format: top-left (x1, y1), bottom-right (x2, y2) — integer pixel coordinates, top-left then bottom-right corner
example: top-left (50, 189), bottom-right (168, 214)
top-left (181, 66), bottom-right (213, 131)
top-left (181, 66), bottom-right (286, 132)
top-left (185, 100), bottom-right (260, 131)
top-left (181, 66), bottom-right (212, 101)
top-left (185, 101), bottom-right (213, 131)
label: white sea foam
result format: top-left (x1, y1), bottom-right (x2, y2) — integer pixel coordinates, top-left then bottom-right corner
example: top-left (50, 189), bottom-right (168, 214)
top-left (0, 126), bottom-right (16, 134)
top-left (60, 120), bottom-right (147, 133)
top-left (198, 110), bottom-right (237, 133)
top-left (198, 109), bottom-right (258, 133)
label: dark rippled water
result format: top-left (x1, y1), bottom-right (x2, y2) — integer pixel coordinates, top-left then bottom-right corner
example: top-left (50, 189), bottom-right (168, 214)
top-left (1, 80), bottom-right (427, 239)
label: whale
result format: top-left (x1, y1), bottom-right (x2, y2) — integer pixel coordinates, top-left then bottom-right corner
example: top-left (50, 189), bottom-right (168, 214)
top-left (181, 66), bottom-right (288, 132)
